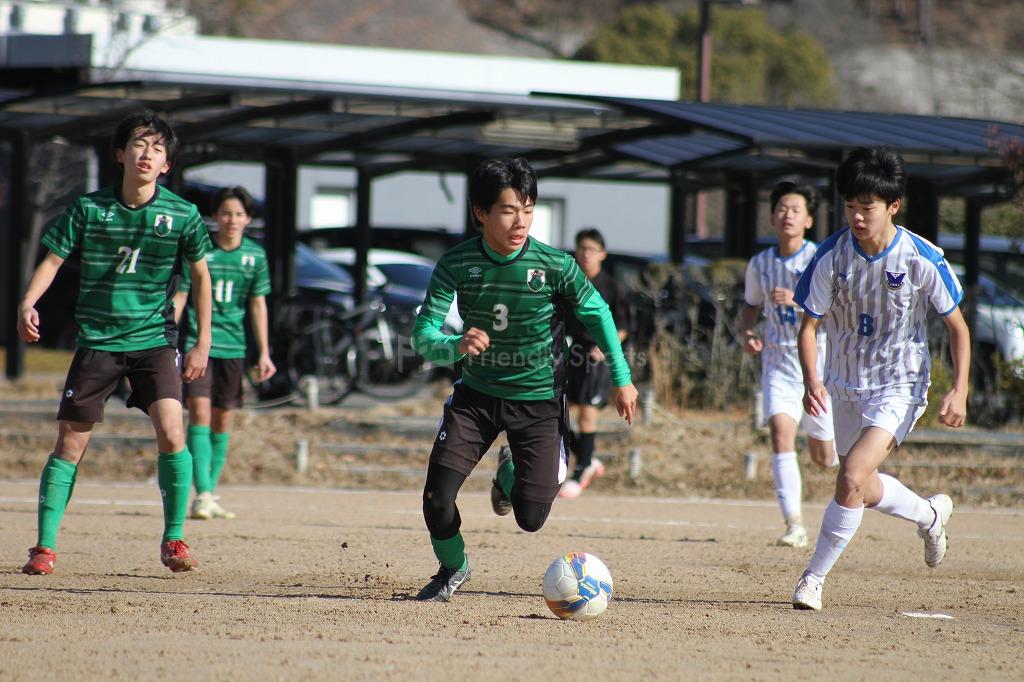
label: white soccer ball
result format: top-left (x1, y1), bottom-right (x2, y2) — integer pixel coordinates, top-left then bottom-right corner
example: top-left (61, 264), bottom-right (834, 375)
top-left (542, 552), bottom-right (613, 621)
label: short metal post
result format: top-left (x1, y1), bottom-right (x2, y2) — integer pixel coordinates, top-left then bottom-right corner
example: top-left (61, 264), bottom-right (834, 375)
top-left (628, 448), bottom-right (643, 481)
top-left (752, 388), bottom-right (763, 430)
top-left (641, 387), bottom-right (655, 426)
top-left (303, 376), bottom-right (319, 411)
top-left (295, 439), bottom-right (310, 474)
top-left (744, 451), bottom-right (758, 481)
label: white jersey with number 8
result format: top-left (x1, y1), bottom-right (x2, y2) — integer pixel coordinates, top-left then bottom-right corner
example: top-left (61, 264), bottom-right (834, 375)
top-left (794, 226), bottom-right (963, 401)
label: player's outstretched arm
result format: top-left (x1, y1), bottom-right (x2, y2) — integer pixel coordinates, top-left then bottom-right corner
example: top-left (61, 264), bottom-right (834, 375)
top-left (798, 315), bottom-right (828, 416)
top-left (611, 383), bottom-right (638, 426)
top-left (737, 303), bottom-right (763, 355)
top-left (938, 307), bottom-right (970, 428)
top-left (249, 295), bottom-right (276, 382)
top-left (17, 251), bottom-right (65, 343)
top-left (182, 257), bottom-right (211, 382)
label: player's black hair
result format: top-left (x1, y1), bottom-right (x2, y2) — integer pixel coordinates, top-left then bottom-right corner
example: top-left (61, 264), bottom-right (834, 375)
top-left (770, 181), bottom-right (819, 216)
top-left (836, 147), bottom-right (907, 205)
top-left (575, 227), bottom-right (606, 250)
top-left (468, 157), bottom-right (538, 229)
top-left (110, 110), bottom-right (179, 165)
top-left (213, 186), bottom-right (257, 218)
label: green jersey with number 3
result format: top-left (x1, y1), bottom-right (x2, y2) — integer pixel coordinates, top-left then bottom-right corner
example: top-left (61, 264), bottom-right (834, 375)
top-left (412, 236), bottom-right (630, 400)
top-left (179, 237), bottom-right (271, 359)
top-left (41, 185), bottom-right (210, 352)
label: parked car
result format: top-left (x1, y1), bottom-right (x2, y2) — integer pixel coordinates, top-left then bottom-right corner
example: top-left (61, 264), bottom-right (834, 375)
top-left (314, 247), bottom-right (463, 334)
top-left (951, 264), bottom-right (1024, 367)
top-left (298, 226), bottom-right (463, 263)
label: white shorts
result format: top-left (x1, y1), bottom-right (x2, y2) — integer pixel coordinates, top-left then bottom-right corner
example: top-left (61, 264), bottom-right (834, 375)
top-left (832, 393), bottom-right (927, 457)
top-left (762, 374), bottom-right (834, 442)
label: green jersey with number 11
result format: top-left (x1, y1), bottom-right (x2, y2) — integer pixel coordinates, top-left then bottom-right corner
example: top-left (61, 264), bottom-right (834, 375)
top-left (41, 185), bottom-right (210, 352)
top-left (412, 236), bottom-right (631, 401)
top-left (179, 237), bottom-right (271, 359)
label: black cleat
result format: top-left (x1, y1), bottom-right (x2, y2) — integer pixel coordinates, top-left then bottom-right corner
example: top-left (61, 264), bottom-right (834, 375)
top-left (416, 560), bottom-right (472, 602)
top-left (490, 445), bottom-right (513, 516)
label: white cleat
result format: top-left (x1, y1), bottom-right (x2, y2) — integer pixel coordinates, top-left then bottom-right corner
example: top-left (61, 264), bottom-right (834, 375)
top-left (190, 492), bottom-right (214, 520)
top-left (208, 496), bottom-right (236, 520)
top-left (777, 523), bottom-right (809, 548)
top-left (918, 494), bottom-right (953, 568)
top-left (792, 572), bottom-right (823, 611)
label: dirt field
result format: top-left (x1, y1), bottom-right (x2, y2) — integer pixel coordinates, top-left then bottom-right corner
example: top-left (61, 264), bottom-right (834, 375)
top-left (1, 480), bottom-right (1022, 681)
top-left (1, 371), bottom-right (1023, 680)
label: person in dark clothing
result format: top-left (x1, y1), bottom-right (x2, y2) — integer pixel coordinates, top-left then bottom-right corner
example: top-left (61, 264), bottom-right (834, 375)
top-left (561, 228), bottom-right (631, 498)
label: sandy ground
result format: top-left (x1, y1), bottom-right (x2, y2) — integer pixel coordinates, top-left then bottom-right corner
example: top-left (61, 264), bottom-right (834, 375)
top-left (1, 371), bottom-right (1023, 680)
top-left (0, 479), bottom-right (1022, 681)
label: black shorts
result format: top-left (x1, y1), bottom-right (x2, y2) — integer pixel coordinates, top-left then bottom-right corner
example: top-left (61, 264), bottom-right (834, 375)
top-left (430, 382), bottom-right (569, 504)
top-left (185, 357), bottom-right (245, 409)
top-left (565, 346), bottom-right (612, 408)
top-left (58, 346), bottom-right (181, 422)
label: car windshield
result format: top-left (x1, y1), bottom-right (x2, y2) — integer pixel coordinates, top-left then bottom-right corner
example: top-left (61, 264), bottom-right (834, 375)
top-left (375, 263), bottom-right (435, 290)
top-left (295, 243), bottom-right (352, 285)
top-left (979, 276), bottom-right (1024, 307)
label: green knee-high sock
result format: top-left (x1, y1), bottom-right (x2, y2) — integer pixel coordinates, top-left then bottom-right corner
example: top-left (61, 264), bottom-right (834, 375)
top-left (187, 425), bottom-right (213, 494)
top-left (36, 455), bottom-right (78, 550)
top-left (158, 448), bottom-right (193, 542)
top-left (430, 531), bottom-right (468, 571)
top-left (497, 456), bottom-right (515, 499)
top-left (209, 432), bottom-right (231, 491)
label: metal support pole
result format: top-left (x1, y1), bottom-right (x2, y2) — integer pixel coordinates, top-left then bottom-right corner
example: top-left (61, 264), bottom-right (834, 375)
top-left (4, 134), bottom-right (30, 380)
top-left (354, 167), bottom-right (372, 306)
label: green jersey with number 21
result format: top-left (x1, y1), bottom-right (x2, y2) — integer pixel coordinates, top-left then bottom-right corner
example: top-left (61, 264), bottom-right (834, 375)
top-left (41, 185), bottom-right (210, 352)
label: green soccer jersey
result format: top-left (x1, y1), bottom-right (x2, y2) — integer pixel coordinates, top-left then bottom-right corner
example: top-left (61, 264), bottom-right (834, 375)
top-left (179, 236), bottom-right (271, 359)
top-left (41, 185), bottom-right (210, 352)
top-left (412, 236), bottom-right (631, 400)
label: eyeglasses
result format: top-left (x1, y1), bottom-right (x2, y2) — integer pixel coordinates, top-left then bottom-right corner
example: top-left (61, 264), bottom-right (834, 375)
top-left (576, 246), bottom-right (603, 255)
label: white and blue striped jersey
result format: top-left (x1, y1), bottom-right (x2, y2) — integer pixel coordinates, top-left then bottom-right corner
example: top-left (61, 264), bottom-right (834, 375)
top-left (744, 241), bottom-right (826, 383)
top-left (794, 226), bottom-right (963, 401)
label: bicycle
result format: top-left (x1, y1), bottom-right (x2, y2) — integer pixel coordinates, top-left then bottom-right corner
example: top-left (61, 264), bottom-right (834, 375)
top-left (250, 295), bottom-right (432, 406)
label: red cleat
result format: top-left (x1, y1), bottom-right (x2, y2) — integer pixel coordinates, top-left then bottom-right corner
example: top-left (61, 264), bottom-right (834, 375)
top-left (160, 540), bottom-right (198, 573)
top-left (22, 546), bottom-right (56, 575)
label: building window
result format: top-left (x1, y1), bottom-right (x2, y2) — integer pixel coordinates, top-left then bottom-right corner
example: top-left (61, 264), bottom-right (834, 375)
top-left (310, 189), bottom-right (353, 228)
top-left (531, 198), bottom-right (564, 247)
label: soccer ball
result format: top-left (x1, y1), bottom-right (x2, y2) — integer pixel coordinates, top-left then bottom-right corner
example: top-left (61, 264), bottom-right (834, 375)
top-left (542, 552), bottom-right (613, 621)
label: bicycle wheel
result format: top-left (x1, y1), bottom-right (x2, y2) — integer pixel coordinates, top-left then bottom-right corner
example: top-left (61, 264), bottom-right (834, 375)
top-left (285, 318), bottom-right (355, 405)
top-left (352, 317), bottom-right (432, 401)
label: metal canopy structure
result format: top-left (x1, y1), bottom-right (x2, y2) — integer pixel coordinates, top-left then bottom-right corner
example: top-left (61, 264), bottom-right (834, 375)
top-left (3, 76), bottom-right (1022, 379)
top-left (0, 77), bottom-right (670, 378)
top-left (534, 93), bottom-right (1024, 273)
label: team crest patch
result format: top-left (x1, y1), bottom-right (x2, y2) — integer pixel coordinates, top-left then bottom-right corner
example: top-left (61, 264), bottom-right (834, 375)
top-left (884, 270), bottom-right (907, 290)
top-left (527, 268), bottom-right (546, 292)
top-left (153, 214), bottom-right (174, 237)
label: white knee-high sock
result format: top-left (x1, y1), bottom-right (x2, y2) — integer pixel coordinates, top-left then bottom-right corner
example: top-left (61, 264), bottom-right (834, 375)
top-left (872, 473), bottom-right (934, 529)
top-left (771, 451), bottom-right (802, 525)
top-left (806, 500), bottom-right (863, 581)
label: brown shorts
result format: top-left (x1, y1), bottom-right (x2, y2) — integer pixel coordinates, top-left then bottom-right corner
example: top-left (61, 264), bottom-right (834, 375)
top-left (58, 346), bottom-right (182, 422)
top-left (429, 382), bottom-right (569, 504)
top-left (185, 357), bottom-right (245, 409)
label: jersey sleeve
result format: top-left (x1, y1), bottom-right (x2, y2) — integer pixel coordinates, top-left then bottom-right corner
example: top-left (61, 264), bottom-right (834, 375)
top-left (178, 260), bottom-right (192, 292)
top-left (919, 252), bottom-right (964, 317)
top-left (794, 247), bottom-right (834, 319)
top-left (411, 255), bottom-right (463, 366)
top-left (743, 257), bottom-right (763, 307)
top-left (180, 207), bottom-right (211, 263)
top-left (40, 199), bottom-right (86, 259)
top-left (252, 249), bottom-right (272, 297)
top-left (560, 255), bottom-right (631, 387)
